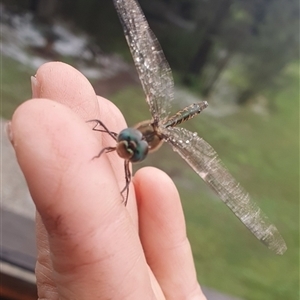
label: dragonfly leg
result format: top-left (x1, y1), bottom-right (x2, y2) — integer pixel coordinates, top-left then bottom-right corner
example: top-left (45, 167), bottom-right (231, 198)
top-left (120, 160), bottom-right (131, 206)
top-left (93, 146), bottom-right (116, 159)
top-left (87, 119), bottom-right (118, 140)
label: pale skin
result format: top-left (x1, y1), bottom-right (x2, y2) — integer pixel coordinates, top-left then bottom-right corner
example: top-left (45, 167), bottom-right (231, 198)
top-left (9, 62), bottom-right (207, 299)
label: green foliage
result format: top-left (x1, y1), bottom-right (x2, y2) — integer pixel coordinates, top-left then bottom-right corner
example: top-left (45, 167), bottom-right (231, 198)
top-left (212, 0), bottom-right (299, 98)
top-left (4, 0), bottom-right (298, 103)
top-left (110, 62), bottom-right (299, 300)
top-left (1, 57), bottom-right (33, 119)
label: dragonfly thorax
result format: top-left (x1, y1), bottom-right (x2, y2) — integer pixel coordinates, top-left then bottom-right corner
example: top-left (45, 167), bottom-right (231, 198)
top-left (117, 128), bottom-right (149, 162)
top-left (134, 120), bottom-right (164, 152)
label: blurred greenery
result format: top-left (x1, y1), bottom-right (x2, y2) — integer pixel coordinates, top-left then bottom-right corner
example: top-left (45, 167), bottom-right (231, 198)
top-left (1, 0), bottom-right (299, 299)
top-left (1, 57), bottom-right (34, 117)
top-left (2, 0), bottom-right (299, 102)
top-left (109, 62), bottom-right (299, 300)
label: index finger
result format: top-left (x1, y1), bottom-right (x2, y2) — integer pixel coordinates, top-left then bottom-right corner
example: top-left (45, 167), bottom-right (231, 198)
top-left (33, 62), bottom-right (133, 203)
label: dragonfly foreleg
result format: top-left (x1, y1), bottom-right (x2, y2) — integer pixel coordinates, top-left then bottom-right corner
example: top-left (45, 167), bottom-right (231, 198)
top-left (87, 119), bottom-right (118, 140)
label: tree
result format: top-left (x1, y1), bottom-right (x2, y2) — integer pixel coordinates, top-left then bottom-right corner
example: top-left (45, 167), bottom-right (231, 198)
top-left (185, 0), bottom-right (233, 80)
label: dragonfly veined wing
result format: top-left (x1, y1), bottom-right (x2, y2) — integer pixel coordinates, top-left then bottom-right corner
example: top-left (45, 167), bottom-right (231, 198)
top-left (113, 0), bottom-right (174, 123)
top-left (162, 126), bottom-right (287, 255)
top-left (92, 0), bottom-right (289, 254)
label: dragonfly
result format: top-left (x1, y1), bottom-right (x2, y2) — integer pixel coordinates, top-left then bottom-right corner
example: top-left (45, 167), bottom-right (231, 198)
top-left (89, 0), bottom-right (287, 255)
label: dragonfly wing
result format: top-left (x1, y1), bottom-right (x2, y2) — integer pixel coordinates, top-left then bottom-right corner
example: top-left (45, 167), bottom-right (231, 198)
top-left (113, 0), bottom-right (174, 122)
top-left (162, 126), bottom-right (287, 254)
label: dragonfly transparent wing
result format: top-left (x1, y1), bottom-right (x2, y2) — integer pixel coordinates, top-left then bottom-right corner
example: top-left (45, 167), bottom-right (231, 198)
top-left (113, 0), bottom-right (174, 123)
top-left (162, 126), bottom-right (287, 254)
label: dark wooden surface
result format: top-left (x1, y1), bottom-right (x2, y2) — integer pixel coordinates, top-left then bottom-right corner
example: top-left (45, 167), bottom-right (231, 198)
top-left (0, 208), bottom-right (37, 299)
top-left (0, 208), bottom-right (36, 272)
top-left (0, 273), bottom-right (37, 300)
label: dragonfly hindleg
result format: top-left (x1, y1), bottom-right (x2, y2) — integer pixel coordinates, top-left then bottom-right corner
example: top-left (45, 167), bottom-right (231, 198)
top-left (120, 160), bottom-right (131, 205)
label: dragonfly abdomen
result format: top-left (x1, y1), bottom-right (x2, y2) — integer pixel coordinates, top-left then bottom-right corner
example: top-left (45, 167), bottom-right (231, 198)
top-left (164, 101), bottom-right (208, 128)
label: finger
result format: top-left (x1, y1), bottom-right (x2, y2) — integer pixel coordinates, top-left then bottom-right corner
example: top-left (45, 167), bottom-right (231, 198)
top-left (33, 62), bottom-right (134, 206)
top-left (30, 62), bottom-right (135, 296)
top-left (32, 62), bottom-right (99, 295)
top-left (11, 99), bottom-right (157, 299)
top-left (134, 167), bottom-right (206, 299)
top-left (33, 61), bottom-right (99, 120)
top-left (35, 212), bottom-right (58, 298)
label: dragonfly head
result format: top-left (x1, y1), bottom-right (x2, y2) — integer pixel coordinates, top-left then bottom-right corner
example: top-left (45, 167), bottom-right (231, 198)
top-left (116, 128), bottom-right (149, 162)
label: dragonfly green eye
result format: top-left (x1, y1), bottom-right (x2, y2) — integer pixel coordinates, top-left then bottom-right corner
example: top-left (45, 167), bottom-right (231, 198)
top-left (117, 128), bottom-right (149, 162)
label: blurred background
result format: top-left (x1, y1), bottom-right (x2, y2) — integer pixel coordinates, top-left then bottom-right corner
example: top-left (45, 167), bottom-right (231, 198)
top-left (1, 0), bottom-right (299, 299)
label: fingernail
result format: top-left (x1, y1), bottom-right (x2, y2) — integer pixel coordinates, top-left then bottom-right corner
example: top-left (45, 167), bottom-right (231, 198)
top-left (31, 75), bottom-right (39, 98)
top-left (5, 121), bottom-right (14, 145)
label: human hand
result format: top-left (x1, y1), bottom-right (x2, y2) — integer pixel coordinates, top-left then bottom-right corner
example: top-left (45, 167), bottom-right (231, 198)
top-left (9, 62), bottom-right (206, 299)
